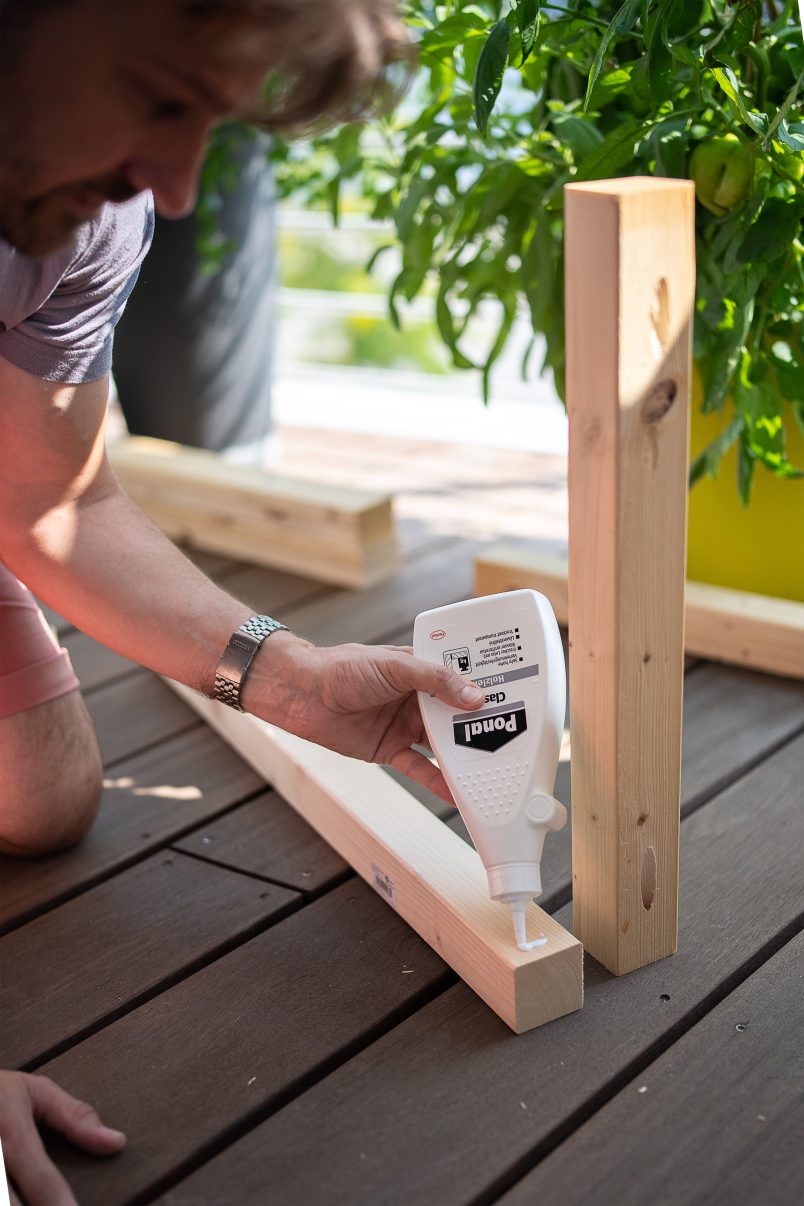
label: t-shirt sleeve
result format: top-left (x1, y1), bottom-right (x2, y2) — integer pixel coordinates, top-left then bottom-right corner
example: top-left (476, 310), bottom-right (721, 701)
top-left (0, 193), bottom-right (155, 384)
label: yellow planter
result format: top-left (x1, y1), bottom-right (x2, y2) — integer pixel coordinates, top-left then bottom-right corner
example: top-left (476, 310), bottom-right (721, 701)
top-left (687, 385), bottom-right (804, 603)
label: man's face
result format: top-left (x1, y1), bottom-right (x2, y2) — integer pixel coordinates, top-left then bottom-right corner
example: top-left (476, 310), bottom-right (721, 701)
top-left (0, 0), bottom-right (271, 256)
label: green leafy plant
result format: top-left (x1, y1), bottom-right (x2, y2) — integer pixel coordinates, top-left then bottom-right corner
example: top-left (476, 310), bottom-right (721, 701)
top-left (268, 0), bottom-right (804, 501)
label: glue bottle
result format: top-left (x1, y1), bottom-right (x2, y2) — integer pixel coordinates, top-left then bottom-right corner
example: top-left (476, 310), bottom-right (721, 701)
top-left (413, 590), bottom-right (567, 951)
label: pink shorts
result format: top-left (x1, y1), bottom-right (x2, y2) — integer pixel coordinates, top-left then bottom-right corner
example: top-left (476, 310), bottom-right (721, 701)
top-left (0, 560), bottom-right (80, 720)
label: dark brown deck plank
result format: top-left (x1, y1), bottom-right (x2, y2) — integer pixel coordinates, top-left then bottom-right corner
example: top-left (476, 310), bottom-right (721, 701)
top-left (208, 561), bottom-right (333, 615)
top-left (679, 661), bottom-right (804, 809)
top-left (498, 929), bottom-right (804, 1206)
top-left (153, 731), bottom-right (804, 1206)
top-left (173, 789), bottom-right (350, 895)
top-left (41, 881), bottom-right (452, 1203)
top-left (86, 672), bottom-right (198, 766)
top-left (0, 726), bottom-right (263, 932)
top-left (449, 659), bottom-right (803, 914)
top-left (60, 629), bottom-right (139, 693)
top-left (269, 540), bottom-right (477, 646)
top-left (1, 852), bottom-right (299, 1070)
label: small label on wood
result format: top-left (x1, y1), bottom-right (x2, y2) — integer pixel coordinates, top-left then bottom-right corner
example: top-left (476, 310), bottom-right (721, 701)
top-left (372, 864), bottom-right (396, 905)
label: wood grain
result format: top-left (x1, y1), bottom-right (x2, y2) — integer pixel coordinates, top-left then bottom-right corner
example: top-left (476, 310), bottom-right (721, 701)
top-left (109, 436), bottom-right (399, 587)
top-left (0, 725), bottom-right (263, 933)
top-left (155, 732), bottom-right (804, 1206)
top-left (565, 178), bottom-right (695, 974)
top-left (498, 929), bottom-right (804, 1206)
top-left (85, 672), bottom-right (197, 766)
top-left (42, 881), bottom-right (453, 1204)
top-left (275, 539), bottom-right (478, 646)
top-left (1, 852), bottom-right (299, 1068)
top-left (173, 790), bottom-right (350, 895)
top-left (476, 543), bottom-right (804, 680)
top-left (168, 684), bottom-right (583, 1035)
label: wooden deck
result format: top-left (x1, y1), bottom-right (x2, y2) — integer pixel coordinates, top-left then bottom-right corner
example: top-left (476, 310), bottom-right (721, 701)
top-left (2, 426), bottom-right (803, 1205)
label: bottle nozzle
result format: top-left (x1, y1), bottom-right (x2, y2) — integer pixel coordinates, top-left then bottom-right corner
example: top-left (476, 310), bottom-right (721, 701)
top-left (508, 899), bottom-right (547, 952)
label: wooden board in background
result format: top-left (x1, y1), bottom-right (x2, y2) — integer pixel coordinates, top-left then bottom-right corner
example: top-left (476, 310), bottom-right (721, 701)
top-left (109, 436), bottom-right (399, 588)
top-left (476, 543), bottom-right (804, 681)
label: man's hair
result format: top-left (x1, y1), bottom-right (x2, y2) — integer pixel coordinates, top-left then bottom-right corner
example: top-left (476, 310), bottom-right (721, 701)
top-left (186, 0), bottom-right (413, 131)
top-left (0, 0), bottom-right (413, 133)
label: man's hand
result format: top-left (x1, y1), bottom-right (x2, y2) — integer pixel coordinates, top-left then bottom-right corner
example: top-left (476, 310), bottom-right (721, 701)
top-left (243, 633), bottom-right (485, 804)
top-left (0, 1070), bottom-right (125, 1205)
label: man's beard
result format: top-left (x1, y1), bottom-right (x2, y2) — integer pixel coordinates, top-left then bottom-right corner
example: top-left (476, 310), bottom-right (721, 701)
top-left (0, 175), bottom-right (139, 257)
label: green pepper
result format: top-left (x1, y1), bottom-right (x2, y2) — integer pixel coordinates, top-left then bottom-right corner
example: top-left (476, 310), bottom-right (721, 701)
top-left (689, 135), bottom-right (754, 215)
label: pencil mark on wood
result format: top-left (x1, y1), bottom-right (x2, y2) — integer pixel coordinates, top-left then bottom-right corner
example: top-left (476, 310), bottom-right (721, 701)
top-left (641, 846), bottom-right (657, 911)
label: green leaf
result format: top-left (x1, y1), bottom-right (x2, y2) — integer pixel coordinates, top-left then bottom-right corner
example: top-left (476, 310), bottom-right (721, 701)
top-left (737, 437), bottom-right (754, 506)
top-left (736, 199), bottom-right (802, 266)
top-left (472, 20), bottom-right (511, 136)
top-left (517, 0), bottom-right (541, 66)
top-left (551, 113), bottom-right (605, 162)
top-left (572, 118), bottom-right (651, 181)
top-left (770, 353), bottom-right (804, 403)
top-left (481, 296), bottom-right (517, 404)
top-left (726, 0), bottom-right (762, 54)
top-left (763, 77), bottom-right (801, 152)
top-left (585, 65), bottom-right (634, 110)
top-left (776, 121), bottom-right (804, 153)
top-left (689, 416), bottom-right (742, 487)
top-left (711, 66), bottom-right (769, 135)
top-left (583, 0), bottom-right (644, 113)
top-left (435, 280), bottom-right (476, 370)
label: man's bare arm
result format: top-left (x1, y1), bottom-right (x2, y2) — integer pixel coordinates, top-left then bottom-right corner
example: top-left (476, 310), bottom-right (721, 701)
top-left (0, 355), bottom-right (483, 797)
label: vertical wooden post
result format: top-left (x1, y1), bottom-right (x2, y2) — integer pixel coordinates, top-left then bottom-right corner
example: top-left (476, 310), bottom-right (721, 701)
top-left (565, 178), bottom-right (695, 975)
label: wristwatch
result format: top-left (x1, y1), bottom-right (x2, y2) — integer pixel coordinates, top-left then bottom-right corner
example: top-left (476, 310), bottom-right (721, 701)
top-left (213, 614), bottom-right (288, 711)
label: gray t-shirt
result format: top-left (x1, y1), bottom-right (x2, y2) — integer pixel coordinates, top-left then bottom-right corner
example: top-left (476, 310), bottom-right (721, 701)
top-left (0, 192), bottom-right (154, 384)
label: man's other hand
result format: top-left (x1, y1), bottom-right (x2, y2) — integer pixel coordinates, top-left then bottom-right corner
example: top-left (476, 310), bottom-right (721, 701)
top-left (0, 1070), bottom-right (125, 1205)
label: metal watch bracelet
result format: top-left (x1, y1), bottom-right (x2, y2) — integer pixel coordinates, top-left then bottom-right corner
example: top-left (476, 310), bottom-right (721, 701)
top-left (213, 615), bottom-right (288, 711)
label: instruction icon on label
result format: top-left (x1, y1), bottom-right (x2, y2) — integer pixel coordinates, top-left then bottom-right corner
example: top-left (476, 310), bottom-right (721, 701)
top-left (444, 647), bottom-right (472, 674)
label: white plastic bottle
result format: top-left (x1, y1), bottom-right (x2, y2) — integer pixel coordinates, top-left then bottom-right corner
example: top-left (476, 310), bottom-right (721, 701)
top-left (413, 590), bottom-right (567, 951)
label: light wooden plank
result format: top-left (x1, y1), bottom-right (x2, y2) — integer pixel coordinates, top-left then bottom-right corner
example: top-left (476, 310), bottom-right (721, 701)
top-left (0, 852), bottom-right (298, 1069)
top-left (155, 731), bottom-right (804, 1206)
top-left (475, 543), bottom-right (804, 681)
top-left (167, 683), bottom-right (583, 1035)
top-left (108, 436), bottom-right (399, 588)
top-left (565, 178), bottom-right (694, 974)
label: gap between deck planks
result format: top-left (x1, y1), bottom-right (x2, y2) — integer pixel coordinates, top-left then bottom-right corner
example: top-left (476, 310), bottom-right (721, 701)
top-left (17, 665), bottom-right (800, 1201)
top-left (496, 927), bottom-right (804, 1206)
top-left (146, 731), bottom-right (804, 1206)
top-left (5, 476), bottom-right (802, 1202)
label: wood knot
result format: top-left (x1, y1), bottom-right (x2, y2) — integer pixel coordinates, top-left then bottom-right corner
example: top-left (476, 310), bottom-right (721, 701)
top-left (583, 417), bottom-right (602, 449)
top-left (642, 379), bottom-right (677, 424)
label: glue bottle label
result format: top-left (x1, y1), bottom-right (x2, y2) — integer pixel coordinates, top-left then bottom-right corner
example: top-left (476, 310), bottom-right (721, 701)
top-left (453, 701), bottom-right (527, 752)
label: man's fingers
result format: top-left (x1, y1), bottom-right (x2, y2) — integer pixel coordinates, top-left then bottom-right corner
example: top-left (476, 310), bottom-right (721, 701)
top-left (388, 652), bottom-right (484, 710)
top-left (389, 746), bottom-right (455, 806)
top-left (4, 1110), bottom-right (77, 1206)
top-left (27, 1074), bottom-right (126, 1156)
